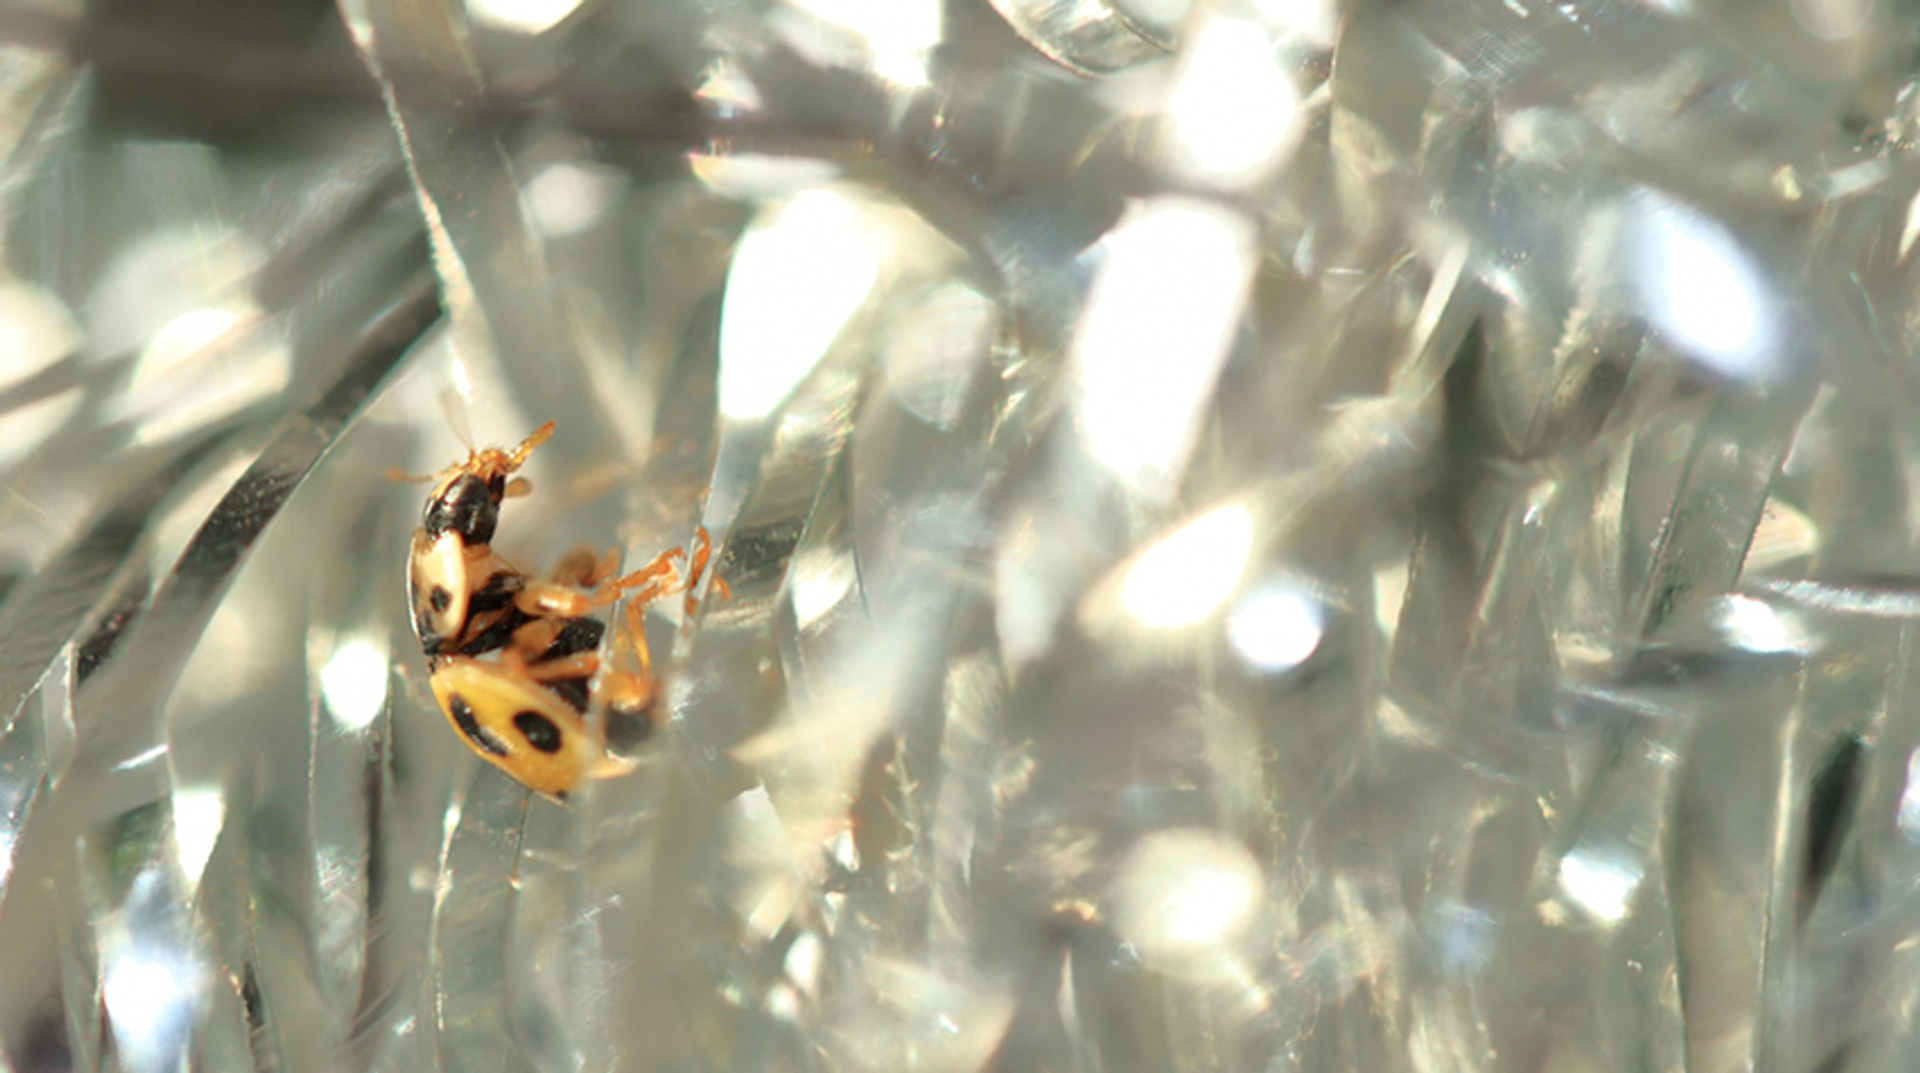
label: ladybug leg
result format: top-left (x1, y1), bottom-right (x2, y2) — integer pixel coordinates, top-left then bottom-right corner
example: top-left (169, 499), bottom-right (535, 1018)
top-left (599, 668), bottom-right (654, 716)
top-left (570, 537), bottom-right (715, 784)
top-left (501, 616), bottom-right (602, 679)
top-left (597, 553), bottom-right (670, 684)
top-left (578, 599), bottom-right (658, 783)
top-left (514, 545), bottom-right (687, 618)
top-left (497, 643), bottom-right (600, 682)
top-left (682, 526), bottom-right (730, 613)
top-left (588, 749), bottom-right (641, 781)
top-left (498, 644), bottom-right (533, 680)
top-left (616, 593), bottom-right (656, 678)
top-left (509, 615), bottom-right (563, 655)
top-left (521, 651), bottom-right (602, 681)
top-left (514, 583), bottom-right (594, 618)
top-left (600, 546), bottom-right (686, 606)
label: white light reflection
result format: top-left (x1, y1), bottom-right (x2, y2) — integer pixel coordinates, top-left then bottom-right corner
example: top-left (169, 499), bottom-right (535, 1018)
top-left (726, 786), bottom-right (806, 940)
top-left (524, 162), bottom-right (623, 237)
top-left (790, 550), bottom-right (857, 628)
top-left (1122, 504), bottom-right (1254, 630)
top-left (113, 743), bottom-right (170, 773)
top-left (719, 190), bottom-right (880, 420)
top-left (782, 0), bottom-right (941, 87)
top-left (141, 307), bottom-right (245, 379)
top-left (695, 61), bottom-right (765, 116)
top-left (1253, 0), bottom-right (1338, 46)
top-left (1556, 848), bottom-right (1641, 923)
top-left (117, 300), bottom-right (293, 444)
top-left (1628, 193), bottom-right (1775, 380)
top-left (1114, 829), bottom-right (1264, 962)
top-left (1897, 749), bottom-right (1920, 843)
top-left (1074, 199), bottom-right (1255, 495)
top-left (0, 281), bottom-right (79, 392)
top-left (449, 351), bottom-right (477, 406)
top-left (689, 154), bottom-right (842, 200)
top-left (103, 948), bottom-right (200, 1071)
top-left (0, 388), bottom-right (81, 471)
top-left (830, 828), bottom-right (860, 871)
top-left (767, 982), bottom-right (802, 1021)
top-left (1167, 19), bottom-right (1301, 184)
top-left (321, 641), bottom-right (391, 730)
top-left (1901, 188), bottom-right (1920, 263)
top-left (1743, 496), bottom-right (1819, 575)
top-left (1753, 578), bottom-right (1920, 619)
top-left (87, 224), bottom-right (262, 360)
top-left (1122, 0), bottom-right (1194, 30)
top-left (1788, 0), bottom-right (1870, 40)
top-left (885, 282), bottom-right (995, 431)
top-left (1423, 902), bottom-right (1497, 975)
top-left (1714, 595), bottom-right (1807, 655)
top-left (465, 0), bottom-right (583, 34)
top-left (784, 931), bottom-right (824, 996)
top-left (1227, 582), bottom-right (1324, 672)
top-left (171, 787), bottom-right (226, 883)
top-left (1165, 867), bottom-right (1258, 944)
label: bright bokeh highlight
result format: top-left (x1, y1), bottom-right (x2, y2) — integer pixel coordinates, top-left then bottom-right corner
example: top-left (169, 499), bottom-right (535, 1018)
top-left (1122, 504), bottom-right (1254, 630)
top-left (720, 190), bottom-right (881, 420)
top-left (525, 162), bottom-right (622, 237)
top-left (466, 0), bottom-right (582, 34)
top-left (1228, 583), bottom-right (1324, 672)
top-left (1630, 193), bottom-right (1775, 380)
top-left (1074, 199), bottom-right (1255, 495)
top-left (786, 0), bottom-right (941, 86)
top-left (1557, 848), bottom-right (1640, 923)
top-left (1715, 595), bottom-right (1806, 655)
top-left (139, 307), bottom-right (245, 381)
top-left (1168, 19), bottom-right (1301, 183)
top-left (1115, 829), bottom-right (1265, 960)
top-left (321, 640), bottom-right (391, 731)
top-left (171, 788), bottom-right (226, 884)
top-left (1899, 748), bottom-right (1920, 844)
top-left (0, 281), bottom-right (78, 392)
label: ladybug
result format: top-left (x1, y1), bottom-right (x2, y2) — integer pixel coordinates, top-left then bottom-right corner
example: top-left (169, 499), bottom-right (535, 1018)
top-left (399, 422), bottom-right (722, 799)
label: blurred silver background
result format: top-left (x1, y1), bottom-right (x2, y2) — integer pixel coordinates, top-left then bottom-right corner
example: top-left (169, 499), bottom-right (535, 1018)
top-left (1, 0), bottom-right (1917, 1069)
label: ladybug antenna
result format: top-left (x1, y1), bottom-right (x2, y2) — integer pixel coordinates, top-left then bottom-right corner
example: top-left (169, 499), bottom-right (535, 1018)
top-left (507, 421), bottom-right (556, 469)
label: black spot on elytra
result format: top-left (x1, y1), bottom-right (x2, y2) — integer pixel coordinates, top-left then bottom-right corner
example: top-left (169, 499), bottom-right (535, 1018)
top-left (424, 474), bottom-right (500, 545)
top-left (513, 710), bottom-right (564, 754)
top-left (448, 693), bottom-right (510, 757)
top-left (414, 611), bottom-right (443, 655)
top-left (429, 586), bottom-right (451, 613)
